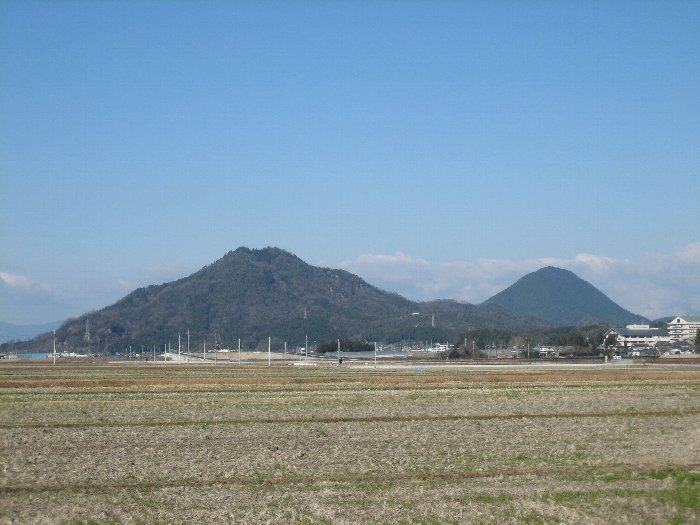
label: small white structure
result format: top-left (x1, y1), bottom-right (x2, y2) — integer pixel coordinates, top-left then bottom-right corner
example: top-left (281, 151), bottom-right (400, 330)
top-left (535, 346), bottom-right (557, 358)
top-left (667, 316), bottom-right (700, 343)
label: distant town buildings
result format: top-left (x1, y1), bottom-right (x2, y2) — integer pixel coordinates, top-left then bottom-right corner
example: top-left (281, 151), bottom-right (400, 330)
top-left (667, 316), bottom-right (700, 343)
top-left (604, 316), bottom-right (699, 353)
top-left (605, 324), bottom-right (669, 349)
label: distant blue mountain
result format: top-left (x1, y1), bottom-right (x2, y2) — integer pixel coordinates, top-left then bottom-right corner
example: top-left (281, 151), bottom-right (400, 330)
top-left (0, 320), bottom-right (63, 344)
top-left (482, 266), bottom-right (647, 327)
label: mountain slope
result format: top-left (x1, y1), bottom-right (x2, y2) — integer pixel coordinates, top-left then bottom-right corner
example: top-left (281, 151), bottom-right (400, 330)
top-left (482, 266), bottom-right (646, 326)
top-left (4, 247), bottom-right (545, 353)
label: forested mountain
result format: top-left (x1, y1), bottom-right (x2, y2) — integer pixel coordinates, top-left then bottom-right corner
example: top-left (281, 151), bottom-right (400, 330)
top-left (4, 247), bottom-right (545, 354)
top-left (482, 266), bottom-right (647, 326)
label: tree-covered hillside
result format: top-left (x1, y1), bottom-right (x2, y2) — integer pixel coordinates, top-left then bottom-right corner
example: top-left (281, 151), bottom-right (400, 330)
top-left (4, 247), bottom-right (545, 354)
top-left (482, 266), bottom-right (647, 327)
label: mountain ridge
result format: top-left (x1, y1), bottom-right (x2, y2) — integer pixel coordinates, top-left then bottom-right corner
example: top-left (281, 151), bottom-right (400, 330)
top-left (2, 249), bottom-right (648, 354)
top-left (3, 247), bottom-right (546, 353)
top-left (481, 266), bottom-right (647, 326)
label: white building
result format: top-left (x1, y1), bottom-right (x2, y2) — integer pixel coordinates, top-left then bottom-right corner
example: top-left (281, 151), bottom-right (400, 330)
top-left (605, 324), bottom-right (669, 349)
top-left (667, 316), bottom-right (700, 343)
top-left (534, 346), bottom-right (557, 357)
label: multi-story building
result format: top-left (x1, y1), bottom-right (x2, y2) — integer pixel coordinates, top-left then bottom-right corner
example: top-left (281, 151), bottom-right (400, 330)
top-left (604, 324), bottom-right (669, 349)
top-left (667, 316), bottom-right (700, 343)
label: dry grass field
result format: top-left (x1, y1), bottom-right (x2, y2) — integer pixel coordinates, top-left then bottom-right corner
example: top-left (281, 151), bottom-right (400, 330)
top-left (0, 360), bottom-right (698, 524)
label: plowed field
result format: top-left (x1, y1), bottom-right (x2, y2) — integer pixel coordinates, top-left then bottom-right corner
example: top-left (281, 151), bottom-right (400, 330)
top-left (1, 362), bottom-right (698, 524)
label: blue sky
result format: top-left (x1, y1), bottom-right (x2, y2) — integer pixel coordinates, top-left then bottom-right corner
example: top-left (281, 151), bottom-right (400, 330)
top-left (1, 1), bottom-right (699, 324)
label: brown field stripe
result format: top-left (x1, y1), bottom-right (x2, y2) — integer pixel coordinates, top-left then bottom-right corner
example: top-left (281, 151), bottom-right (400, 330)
top-left (1, 463), bottom-right (698, 495)
top-left (2, 380), bottom-right (699, 397)
top-left (1, 372), bottom-right (698, 389)
top-left (0, 408), bottom-right (697, 429)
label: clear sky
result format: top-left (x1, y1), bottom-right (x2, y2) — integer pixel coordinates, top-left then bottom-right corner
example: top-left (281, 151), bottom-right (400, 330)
top-left (1, 1), bottom-right (699, 324)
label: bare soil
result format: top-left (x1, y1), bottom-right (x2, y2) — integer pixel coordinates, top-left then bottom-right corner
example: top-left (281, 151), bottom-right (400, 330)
top-left (0, 362), bottom-right (698, 524)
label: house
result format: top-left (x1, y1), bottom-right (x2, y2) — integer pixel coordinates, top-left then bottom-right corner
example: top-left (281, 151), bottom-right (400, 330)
top-left (667, 316), bottom-right (700, 343)
top-left (534, 346), bottom-right (557, 358)
top-left (605, 324), bottom-right (669, 350)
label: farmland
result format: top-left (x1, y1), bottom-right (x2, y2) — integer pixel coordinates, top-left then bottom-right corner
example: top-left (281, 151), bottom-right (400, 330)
top-left (0, 361), bottom-right (698, 524)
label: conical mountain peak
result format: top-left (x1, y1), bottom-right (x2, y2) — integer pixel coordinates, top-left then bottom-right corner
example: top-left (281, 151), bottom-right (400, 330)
top-left (482, 266), bottom-right (646, 326)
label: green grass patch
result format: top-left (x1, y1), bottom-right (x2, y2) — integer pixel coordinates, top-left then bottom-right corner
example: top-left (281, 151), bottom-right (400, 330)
top-left (655, 485), bottom-right (699, 512)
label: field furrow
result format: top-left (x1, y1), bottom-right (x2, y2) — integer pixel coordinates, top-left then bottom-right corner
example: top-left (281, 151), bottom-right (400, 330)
top-left (1, 362), bottom-right (698, 524)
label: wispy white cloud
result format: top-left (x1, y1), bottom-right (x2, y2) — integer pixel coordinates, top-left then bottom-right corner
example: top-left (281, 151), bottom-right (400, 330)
top-left (338, 243), bottom-right (700, 319)
top-left (0, 260), bottom-right (196, 324)
top-left (676, 242), bottom-right (700, 263)
top-left (0, 271), bottom-right (34, 288)
top-left (0, 271), bottom-right (61, 324)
